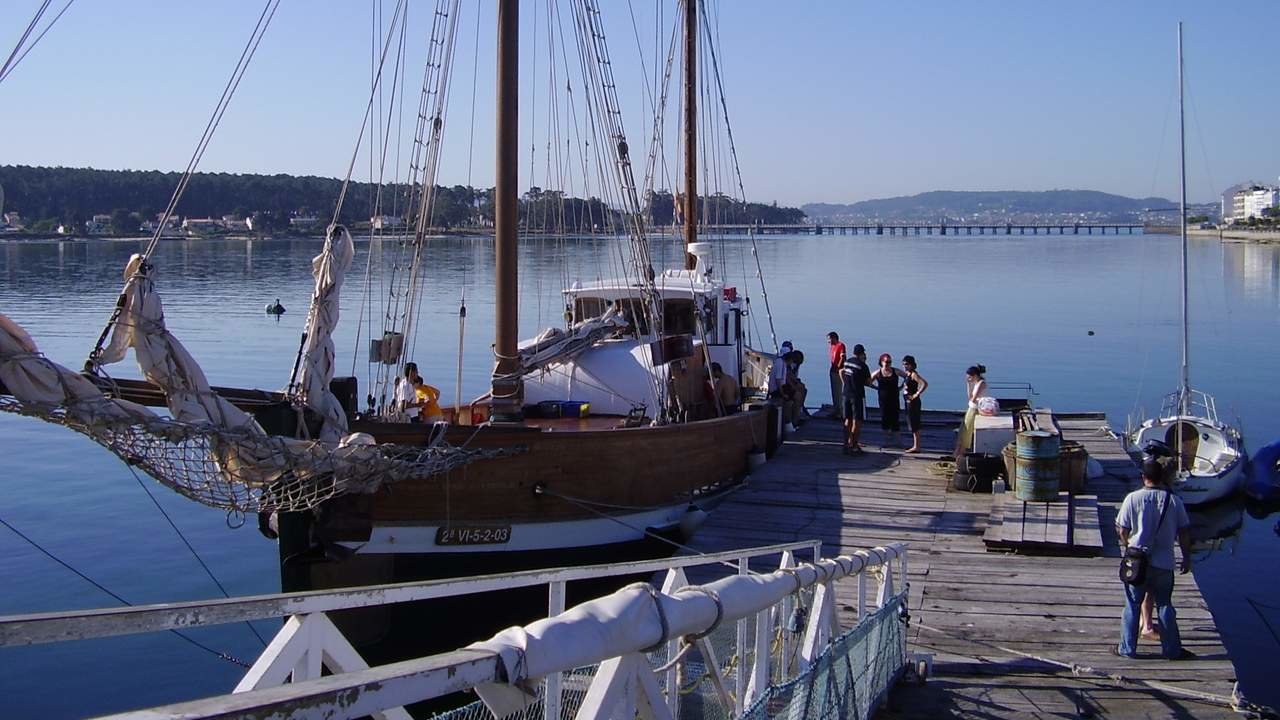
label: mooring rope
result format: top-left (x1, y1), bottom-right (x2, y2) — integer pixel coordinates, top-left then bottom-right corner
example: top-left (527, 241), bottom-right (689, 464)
top-left (911, 619), bottom-right (1275, 716)
top-left (0, 514), bottom-right (252, 668)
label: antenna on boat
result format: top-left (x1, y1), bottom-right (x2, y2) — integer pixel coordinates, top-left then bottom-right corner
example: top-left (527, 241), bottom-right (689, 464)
top-left (682, 0), bottom-right (698, 271)
top-left (490, 0), bottom-right (523, 421)
top-left (1177, 21), bottom-right (1189, 474)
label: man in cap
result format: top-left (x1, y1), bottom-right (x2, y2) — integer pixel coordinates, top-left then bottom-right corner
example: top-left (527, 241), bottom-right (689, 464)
top-left (840, 344), bottom-right (871, 453)
top-left (1115, 446), bottom-right (1194, 660)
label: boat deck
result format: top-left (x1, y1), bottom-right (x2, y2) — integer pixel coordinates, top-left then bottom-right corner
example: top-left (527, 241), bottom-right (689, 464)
top-left (685, 410), bottom-right (1245, 718)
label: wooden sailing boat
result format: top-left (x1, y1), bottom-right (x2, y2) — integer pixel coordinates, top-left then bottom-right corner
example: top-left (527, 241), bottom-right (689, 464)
top-left (0, 1), bottom-right (778, 631)
top-left (311, 0), bottom-right (771, 579)
top-left (1125, 23), bottom-right (1244, 506)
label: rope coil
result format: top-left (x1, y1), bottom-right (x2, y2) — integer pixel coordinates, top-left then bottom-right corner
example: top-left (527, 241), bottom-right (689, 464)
top-left (675, 585), bottom-right (724, 641)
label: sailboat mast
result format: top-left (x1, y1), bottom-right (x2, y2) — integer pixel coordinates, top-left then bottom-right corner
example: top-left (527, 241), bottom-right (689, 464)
top-left (1177, 22), bottom-right (1190, 415)
top-left (492, 0), bottom-right (522, 420)
top-left (682, 0), bottom-right (698, 270)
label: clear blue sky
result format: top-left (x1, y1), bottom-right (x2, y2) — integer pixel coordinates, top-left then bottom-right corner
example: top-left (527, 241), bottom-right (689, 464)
top-left (1, 1), bottom-right (1276, 206)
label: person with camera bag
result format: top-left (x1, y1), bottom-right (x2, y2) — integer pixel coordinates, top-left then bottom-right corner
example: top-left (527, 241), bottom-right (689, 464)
top-left (1115, 445), bottom-right (1194, 660)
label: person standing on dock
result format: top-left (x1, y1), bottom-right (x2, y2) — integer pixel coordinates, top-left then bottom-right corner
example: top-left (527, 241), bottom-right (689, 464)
top-left (869, 353), bottom-right (906, 447)
top-left (1115, 455), bottom-right (1194, 660)
top-left (827, 332), bottom-right (846, 419)
top-left (901, 355), bottom-right (929, 453)
top-left (840, 343), bottom-right (871, 454)
top-left (954, 364), bottom-right (987, 461)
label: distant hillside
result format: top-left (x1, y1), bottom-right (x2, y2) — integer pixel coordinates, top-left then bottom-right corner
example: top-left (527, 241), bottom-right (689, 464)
top-left (804, 190), bottom-right (1177, 223)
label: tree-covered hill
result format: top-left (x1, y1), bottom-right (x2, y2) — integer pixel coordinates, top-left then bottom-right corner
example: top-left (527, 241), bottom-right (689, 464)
top-left (0, 165), bottom-right (805, 233)
top-left (804, 190), bottom-right (1176, 223)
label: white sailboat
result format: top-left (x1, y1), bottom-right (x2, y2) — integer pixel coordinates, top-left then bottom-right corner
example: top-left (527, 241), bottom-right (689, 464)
top-left (1125, 23), bottom-right (1245, 505)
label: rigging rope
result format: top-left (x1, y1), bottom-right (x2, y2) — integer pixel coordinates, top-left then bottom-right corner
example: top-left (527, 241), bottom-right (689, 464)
top-left (0, 513), bottom-right (252, 668)
top-left (86, 0), bottom-right (282, 373)
top-left (0, 0), bottom-right (75, 85)
top-left (124, 461), bottom-right (268, 647)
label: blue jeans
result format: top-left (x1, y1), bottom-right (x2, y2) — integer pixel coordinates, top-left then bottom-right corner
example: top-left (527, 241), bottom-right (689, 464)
top-left (1119, 567), bottom-right (1182, 658)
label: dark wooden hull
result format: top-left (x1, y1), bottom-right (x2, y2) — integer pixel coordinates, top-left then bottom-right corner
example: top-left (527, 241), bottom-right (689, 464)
top-left (346, 408), bottom-right (768, 526)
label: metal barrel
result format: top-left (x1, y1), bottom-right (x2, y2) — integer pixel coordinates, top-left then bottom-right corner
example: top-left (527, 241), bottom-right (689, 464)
top-left (1015, 430), bottom-right (1061, 502)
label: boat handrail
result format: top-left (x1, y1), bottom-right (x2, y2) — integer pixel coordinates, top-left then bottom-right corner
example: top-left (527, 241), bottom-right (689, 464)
top-left (1158, 388), bottom-right (1220, 425)
top-left (80, 541), bottom-right (910, 720)
top-left (0, 540), bottom-right (824, 647)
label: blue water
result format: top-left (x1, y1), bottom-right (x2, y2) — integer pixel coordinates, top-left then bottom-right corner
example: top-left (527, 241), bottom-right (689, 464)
top-left (1, 232), bottom-right (1277, 716)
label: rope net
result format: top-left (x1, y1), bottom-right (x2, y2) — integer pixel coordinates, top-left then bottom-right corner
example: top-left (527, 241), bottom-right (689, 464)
top-left (0, 308), bottom-right (512, 515)
top-left (426, 589), bottom-right (907, 720)
top-left (0, 390), bottom-right (510, 515)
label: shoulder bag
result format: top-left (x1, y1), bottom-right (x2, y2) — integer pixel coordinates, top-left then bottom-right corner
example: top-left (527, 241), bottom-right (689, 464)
top-left (1119, 489), bottom-right (1171, 585)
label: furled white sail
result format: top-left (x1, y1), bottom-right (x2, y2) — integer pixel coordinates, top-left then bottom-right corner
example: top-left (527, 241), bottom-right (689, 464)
top-left (98, 253), bottom-right (264, 434)
top-left (295, 225), bottom-right (355, 440)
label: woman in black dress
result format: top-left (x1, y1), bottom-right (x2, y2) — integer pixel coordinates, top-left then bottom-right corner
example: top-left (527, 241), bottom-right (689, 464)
top-left (870, 353), bottom-right (907, 447)
top-left (901, 355), bottom-right (929, 453)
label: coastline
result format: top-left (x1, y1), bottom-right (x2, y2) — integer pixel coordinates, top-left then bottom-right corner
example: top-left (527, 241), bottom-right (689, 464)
top-left (1192, 228), bottom-right (1280, 243)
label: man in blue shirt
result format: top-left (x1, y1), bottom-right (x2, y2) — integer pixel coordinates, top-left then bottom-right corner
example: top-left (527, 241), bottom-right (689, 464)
top-left (1115, 453), bottom-right (1194, 659)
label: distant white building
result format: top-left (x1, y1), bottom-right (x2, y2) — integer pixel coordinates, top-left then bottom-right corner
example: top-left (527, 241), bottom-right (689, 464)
top-left (140, 214), bottom-right (183, 236)
top-left (182, 217), bottom-right (224, 236)
top-left (1223, 180), bottom-right (1279, 222)
top-left (85, 213), bottom-right (112, 235)
top-left (221, 215), bottom-right (251, 233)
top-left (290, 215), bottom-right (321, 231)
top-left (1243, 186), bottom-right (1279, 220)
top-left (371, 214), bottom-right (407, 230)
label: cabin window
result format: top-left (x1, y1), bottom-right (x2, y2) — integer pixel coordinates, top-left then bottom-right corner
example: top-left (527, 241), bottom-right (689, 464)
top-left (662, 298), bottom-right (716, 339)
top-left (573, 297), bottom-right (609, 322)
top-left (574, 296), bottom-right (650, 335)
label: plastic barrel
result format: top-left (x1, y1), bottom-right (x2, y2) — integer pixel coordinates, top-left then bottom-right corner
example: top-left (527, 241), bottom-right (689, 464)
top-left (1015, 430), bottom-right (1061, 502)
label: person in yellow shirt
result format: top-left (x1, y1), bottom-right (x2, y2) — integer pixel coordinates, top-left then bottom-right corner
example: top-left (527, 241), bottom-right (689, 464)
top-left (413, 377), bottom-right (443, 424)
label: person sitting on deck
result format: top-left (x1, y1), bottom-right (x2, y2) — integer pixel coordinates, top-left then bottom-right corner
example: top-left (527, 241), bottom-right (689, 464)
top-left (394, 362), bottom-right (422, 422)
top-left (668, 357), bottom-right (707, 421)
top-left (414, 377), bottom-right (444, 425)
top-left (710, 362), bottom-right (739, 414)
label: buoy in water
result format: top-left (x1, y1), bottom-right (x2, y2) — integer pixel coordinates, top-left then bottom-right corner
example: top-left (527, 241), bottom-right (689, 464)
top-left (265, 298), bottom-right (286, 315)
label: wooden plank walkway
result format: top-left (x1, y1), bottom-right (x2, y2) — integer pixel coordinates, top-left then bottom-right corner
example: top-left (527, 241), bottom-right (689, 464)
top-left (686, 411), bottom-right (1243, 719)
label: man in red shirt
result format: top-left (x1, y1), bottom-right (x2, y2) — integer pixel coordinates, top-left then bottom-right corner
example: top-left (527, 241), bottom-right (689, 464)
top-left (827, 331), bottom-right (846, 419)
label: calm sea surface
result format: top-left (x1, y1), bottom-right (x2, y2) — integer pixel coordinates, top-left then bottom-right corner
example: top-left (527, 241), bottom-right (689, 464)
top-left (1, 231), bottom-right (1278, 716)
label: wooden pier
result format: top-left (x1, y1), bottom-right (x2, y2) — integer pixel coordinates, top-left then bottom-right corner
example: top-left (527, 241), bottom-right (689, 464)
top-left (686, 410), bottom-right (1245, 718)
top-left (700, 222), bottom-right (1145, 236)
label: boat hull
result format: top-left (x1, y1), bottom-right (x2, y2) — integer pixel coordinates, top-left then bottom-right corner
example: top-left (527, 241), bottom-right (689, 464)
top-left (1126, 414), bottom-right (1245, 505)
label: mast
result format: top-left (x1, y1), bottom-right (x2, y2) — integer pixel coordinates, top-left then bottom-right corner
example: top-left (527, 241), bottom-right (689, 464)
top-left (1176, 21), bottom-right (1189, 471)
top-left (1177, 22), bottom-right (1187, 409)
top-left (682, 0), bottom-right (698, 270)
top-left (491, 0), bottom-right (522, 420)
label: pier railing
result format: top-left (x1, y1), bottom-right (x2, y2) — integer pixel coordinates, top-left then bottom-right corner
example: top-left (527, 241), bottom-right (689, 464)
top-left (0, 540), bottom-right (912, 719)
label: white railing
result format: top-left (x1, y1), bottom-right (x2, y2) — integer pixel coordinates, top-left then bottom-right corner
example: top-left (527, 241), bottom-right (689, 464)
top-left (0, 540), bottom-right (911, 719)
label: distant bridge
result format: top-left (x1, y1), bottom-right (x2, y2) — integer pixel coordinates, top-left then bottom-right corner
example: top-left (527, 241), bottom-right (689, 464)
top-left (699, 222), bottom-right (1145, 236)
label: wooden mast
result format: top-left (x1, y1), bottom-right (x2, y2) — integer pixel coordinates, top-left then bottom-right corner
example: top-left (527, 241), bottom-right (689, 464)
top-left (682, 0), bottom-right (698, 270)
top-left (491, 0), bottom-right (522, 420)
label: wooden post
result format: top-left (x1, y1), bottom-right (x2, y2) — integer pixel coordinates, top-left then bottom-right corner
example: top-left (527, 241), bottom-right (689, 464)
top-left (491, 0), bottom-right (522, 420)
top-left (682, 0), bottom-right (698, 270)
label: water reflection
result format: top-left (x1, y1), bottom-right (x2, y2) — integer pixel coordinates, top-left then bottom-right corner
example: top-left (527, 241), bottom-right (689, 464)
top-left (1187, 499), bottom-right (1245, 561)
top-left (1223, 242), bottom-right (1280, 308)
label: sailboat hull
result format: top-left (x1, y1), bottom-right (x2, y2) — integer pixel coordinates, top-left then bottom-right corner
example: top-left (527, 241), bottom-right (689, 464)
top-left (1126, 414), bottom-right (1245, 505)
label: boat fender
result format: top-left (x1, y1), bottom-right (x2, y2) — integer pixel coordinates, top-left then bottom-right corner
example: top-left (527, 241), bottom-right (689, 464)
top-left (747, 449), bottom-right (767, 470)
top-left (1244, 439), bottom-right (1280, 501)
top-left (679, 504), bottom-right (709, 540)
